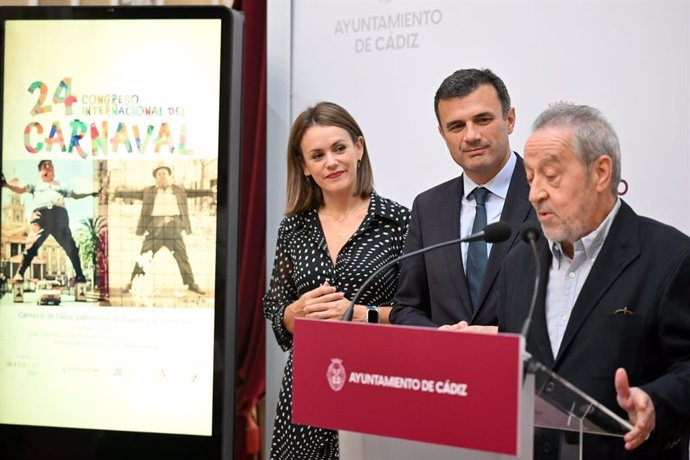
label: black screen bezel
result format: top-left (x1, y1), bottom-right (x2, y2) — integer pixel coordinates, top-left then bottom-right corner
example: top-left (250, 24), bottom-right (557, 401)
top-left (0, 6), bottom-right (242, 459)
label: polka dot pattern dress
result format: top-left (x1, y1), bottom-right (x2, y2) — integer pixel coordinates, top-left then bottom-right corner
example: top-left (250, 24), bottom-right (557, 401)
top-left (263, 191), bottom-right (410, 460)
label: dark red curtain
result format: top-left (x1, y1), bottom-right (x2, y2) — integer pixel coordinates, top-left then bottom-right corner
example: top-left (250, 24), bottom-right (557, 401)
top-left (232, 1), bottom-right (266, 459)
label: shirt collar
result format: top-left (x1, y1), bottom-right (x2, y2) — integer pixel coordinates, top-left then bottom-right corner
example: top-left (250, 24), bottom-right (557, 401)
top-left (462, 151), bottom-right (516, 200)
top-left (367, 190), bottom-right (407, 225)
top-left (549, 197), bottom-right (622, 263)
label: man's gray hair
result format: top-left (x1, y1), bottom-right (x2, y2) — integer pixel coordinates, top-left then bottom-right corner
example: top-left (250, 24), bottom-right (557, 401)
top-left (532, 104), bottom-right (621, 195)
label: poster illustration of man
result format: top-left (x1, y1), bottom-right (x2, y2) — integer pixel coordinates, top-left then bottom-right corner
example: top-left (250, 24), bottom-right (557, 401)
top-left (0, 160), bottom-right (100, 305)
top-left (110, 160), bottom-right (216, 307)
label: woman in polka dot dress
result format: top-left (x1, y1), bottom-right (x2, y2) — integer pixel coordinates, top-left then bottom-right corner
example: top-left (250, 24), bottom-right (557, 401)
top-left (263, 102), bottom-right (410, 459)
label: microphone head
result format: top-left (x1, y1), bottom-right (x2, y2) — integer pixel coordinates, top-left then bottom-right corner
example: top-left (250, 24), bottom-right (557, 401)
top-left (520, 221), bottom-right (541, 243)
top-left (483, 222), bottom-right (511, 243)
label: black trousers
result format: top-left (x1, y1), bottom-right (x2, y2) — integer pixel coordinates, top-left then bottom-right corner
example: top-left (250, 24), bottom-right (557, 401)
top-left (130, 216), bottom-right (195, 285)
top-left (19, 206), bottom-right (84, 279)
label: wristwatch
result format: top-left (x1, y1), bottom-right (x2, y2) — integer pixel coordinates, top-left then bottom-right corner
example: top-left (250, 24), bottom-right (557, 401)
top-left (366, 305), bottom-right (380, 323)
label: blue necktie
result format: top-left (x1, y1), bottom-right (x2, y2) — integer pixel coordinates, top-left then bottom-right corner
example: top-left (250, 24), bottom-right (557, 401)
top-left (466, 187), bottom-right (488, 311)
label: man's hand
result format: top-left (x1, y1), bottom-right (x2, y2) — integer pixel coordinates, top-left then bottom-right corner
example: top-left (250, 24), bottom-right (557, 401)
top-left (438, 320), bottom-right (469, 332)
top-left (615, 367), bottom-right (655, 450)
top-left (461, 325), bottom-right (498, 334)
top-left (438, 321), bottom-right (498, 334)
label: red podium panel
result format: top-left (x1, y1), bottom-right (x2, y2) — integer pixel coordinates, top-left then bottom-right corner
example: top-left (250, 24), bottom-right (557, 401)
top-left (293, 319), bottom-right (523, 455)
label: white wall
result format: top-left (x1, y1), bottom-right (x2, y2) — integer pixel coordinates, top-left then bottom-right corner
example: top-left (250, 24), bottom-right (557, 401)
top-left (267, 0), bottom-right (690, 456)
top-left (265, 0), bottom-right (292, 450)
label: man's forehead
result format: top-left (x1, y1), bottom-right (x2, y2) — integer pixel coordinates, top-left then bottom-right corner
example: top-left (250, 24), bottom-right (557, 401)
top-left (439, 92), bottom-right (502, 121)
top-left (524, 152), bottom-right (565, 168)
top-left (525, 128), bottom-right (573, 154)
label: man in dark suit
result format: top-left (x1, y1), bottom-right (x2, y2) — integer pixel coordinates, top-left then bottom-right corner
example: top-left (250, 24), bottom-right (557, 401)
top-left (120, 165), bottom-right (207, 295)
top-left (498, 104), bottom-right (690, 459)
top-left (390, 68), bottom-right (536, 328)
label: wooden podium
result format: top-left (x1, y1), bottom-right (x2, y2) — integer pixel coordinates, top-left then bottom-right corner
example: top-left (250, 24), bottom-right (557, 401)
top-left (292, 319), bottom-right (631, 459)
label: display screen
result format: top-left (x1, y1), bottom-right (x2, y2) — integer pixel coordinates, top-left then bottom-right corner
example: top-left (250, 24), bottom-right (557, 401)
top-left (0, 6), bottom-right (241, 459)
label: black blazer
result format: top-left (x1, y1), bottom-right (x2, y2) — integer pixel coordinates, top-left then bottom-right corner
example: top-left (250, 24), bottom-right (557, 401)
top-left (391, 153), bottom-right (536, 327)
top-left (498, 201), bottom-right (690, 460)
top-left (136, 185), bottom-right (192, 235)
top-left (116, 185), bottom-right (196, 236)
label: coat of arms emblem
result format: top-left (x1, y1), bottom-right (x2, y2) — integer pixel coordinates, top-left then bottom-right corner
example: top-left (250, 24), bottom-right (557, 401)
top-left (327, 358), bottom-right (346, 391)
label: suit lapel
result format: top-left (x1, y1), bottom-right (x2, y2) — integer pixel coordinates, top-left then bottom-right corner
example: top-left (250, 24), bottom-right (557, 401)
top-left (475, 154), bottom-right (534, 315)
top-left (439, 178), bottom-right (474, 319)
top-left (554, 202), bottom-right (640, 365)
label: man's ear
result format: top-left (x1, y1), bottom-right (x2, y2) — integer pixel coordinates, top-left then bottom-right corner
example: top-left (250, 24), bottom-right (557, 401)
top-left (592, 155), bottom-right (613, 193)
top-left (506, 107), bottom-right (516, 134)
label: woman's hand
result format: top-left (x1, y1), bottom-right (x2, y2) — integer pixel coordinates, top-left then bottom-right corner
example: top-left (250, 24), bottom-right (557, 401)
top-left (304, 296), bottom-right (353, 321)
top-left (283, 282), bottom-right (344, 332)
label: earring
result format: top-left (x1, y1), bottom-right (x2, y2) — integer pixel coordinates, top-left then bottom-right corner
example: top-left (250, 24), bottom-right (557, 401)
top-left (357, 160), bottom-right (361, 169)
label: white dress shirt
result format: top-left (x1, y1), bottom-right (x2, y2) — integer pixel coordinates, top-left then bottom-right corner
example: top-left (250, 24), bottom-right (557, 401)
top-left (151, 187), bottom-right (181, 216)
top-left (27, 180), bottom-right (72, 208)
top-left (460, 152), bottom-right (516, 272)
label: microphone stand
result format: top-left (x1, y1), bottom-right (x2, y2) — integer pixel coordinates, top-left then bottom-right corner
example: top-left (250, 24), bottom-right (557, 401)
top-left (342, 237), bottom-right (466, 321)
top-left (519, 233), bottom-right (541, 340)
top-left (517, 223), bottom-right (541, 376)
top-left (342, 221), bottom-right (512, 322)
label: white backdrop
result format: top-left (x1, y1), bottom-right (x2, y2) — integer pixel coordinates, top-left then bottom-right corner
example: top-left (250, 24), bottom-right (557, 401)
top-left (267, 0), bottom-right (690, 457)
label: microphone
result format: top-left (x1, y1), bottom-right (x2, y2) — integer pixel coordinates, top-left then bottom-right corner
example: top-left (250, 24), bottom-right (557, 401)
top-left (342, 221), bottom-right (512, 321)
top-left (518, 221), bottom-right (542, 341)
